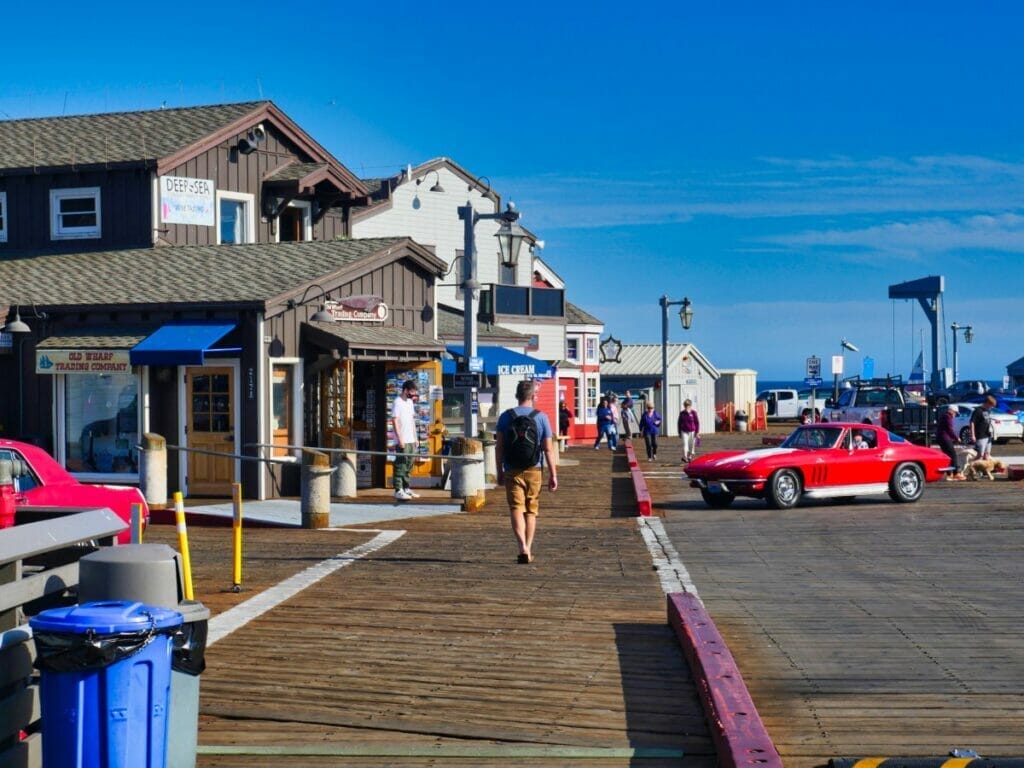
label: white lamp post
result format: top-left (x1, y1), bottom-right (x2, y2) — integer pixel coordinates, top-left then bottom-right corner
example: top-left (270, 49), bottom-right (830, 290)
top-left (950, 322), bottom-right (973, 384)
top-left (457, 201), bottom-right (528, 437)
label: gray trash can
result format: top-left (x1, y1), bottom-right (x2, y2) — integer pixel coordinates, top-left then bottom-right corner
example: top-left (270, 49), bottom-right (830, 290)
top-left (79, 545), bottom-right (208, 768)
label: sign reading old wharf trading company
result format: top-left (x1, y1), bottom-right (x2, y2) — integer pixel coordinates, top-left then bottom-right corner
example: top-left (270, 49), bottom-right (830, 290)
top-left (325, 296), bottom-right (390, 322)
top-left (36, 350), bottom-right (132, 374)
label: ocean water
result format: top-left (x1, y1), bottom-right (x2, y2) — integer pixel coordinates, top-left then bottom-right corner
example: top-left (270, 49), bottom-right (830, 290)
top-left (757, 379), bottom-right (1006, 393)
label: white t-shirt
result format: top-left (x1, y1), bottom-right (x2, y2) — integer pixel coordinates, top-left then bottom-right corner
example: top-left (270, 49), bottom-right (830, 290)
top-left (392, 395), bottom-right (418, 445)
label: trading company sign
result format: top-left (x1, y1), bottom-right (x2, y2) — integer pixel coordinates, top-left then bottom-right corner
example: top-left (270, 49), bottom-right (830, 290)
top-left (37, 350), bottom-right (132, 374)
top-left (325, 296), bottom-right (389, 322)
top-left (160, 175), bottom-right (215, 226)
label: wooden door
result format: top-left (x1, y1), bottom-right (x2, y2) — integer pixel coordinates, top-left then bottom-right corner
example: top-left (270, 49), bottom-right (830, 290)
top-left (186, 367), bottom-right (235, 496)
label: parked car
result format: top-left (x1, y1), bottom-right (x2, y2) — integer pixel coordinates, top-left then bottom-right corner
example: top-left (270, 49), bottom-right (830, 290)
top-left (0, 439), bottom-right (146, 543)
top-left (927, 380), bottom-right (988, 406)
top-left (685, 423), bottom-right (948, 509)
top-left (950, 403), bottom-right (1024, 443)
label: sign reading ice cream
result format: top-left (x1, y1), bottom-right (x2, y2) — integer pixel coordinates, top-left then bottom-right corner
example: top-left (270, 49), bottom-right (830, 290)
top-left (160, 175), bottom-right (215, 226)
top-left (37, 350), bottom-right (132, 374)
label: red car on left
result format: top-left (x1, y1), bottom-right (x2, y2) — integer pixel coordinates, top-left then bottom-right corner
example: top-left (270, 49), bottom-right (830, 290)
top-left (0, 439), bottom-right (147, 544)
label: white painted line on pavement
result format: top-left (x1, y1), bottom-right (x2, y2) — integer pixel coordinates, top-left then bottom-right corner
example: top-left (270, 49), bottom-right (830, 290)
top-left (637, 517), bottom-right (702, 602)
top-left (207, 529), bottom-right (405, 646)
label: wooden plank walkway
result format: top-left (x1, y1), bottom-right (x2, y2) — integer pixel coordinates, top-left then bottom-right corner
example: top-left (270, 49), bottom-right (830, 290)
top-left (144, 445), bottom-right (717, 767)
top-left (644, 428), bottom-right (1024, 767)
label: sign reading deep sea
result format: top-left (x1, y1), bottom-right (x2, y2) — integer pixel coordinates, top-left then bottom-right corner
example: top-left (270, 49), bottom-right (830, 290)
top-left (36, 350), bottom-right (132, 374)
top-left (160, 175), bottom-right (215, 226)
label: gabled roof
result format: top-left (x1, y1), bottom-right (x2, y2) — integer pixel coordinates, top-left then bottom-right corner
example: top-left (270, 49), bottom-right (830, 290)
top-left (0, 238), bottom-right (442, 309)
top-left (600, 343), bottom-right (720, 379)
top-left (353, 156), bottom-right (501, 220)
top-left (566, 302), bottom-right (602, 326)
top-left (0, 101), bottom-right (368, 196)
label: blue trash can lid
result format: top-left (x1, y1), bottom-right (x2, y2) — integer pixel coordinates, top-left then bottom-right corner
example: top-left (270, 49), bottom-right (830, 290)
top-left (29, 600), bottom-right (183, 634)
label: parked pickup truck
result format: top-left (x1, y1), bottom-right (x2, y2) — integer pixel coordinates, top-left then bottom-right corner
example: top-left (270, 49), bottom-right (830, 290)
top-left (756, 388), bottom-right (829, 421)
top-left (821, 377), bottom-right (910, 426)
top-left (883, 404), bottom-right (937, 444)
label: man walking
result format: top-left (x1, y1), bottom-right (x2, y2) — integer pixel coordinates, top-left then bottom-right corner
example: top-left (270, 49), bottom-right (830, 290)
top-left (495, 380), bottom-right (558, 564)
top-left (391, 379), bottom-right (420, 500)
top-left (970, 394), bottom-right (997, 460)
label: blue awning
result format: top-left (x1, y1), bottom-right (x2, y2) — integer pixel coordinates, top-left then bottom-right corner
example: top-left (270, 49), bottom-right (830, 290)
top-left (444, 345), bottom-right (555, 378)
top-left (130, 323), bottom-right (238, 365)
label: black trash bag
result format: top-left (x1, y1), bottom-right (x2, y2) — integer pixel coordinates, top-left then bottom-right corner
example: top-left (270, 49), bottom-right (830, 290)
top-left (171, 619), bottom-right (208, 676)
top-left (34, 626), bottom-right (178, 673)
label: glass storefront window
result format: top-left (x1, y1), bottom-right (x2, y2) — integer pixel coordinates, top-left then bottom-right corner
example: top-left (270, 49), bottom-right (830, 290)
top-left (64, 373), bottom-right (139, 474)
top-left (272, 365), bottom-right (292, 457)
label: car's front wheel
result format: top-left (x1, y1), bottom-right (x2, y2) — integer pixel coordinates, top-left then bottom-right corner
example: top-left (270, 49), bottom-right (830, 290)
top-left (959, 426), bottom-right (972, 443)
top-left (700, 488), bottom-right (736, 509)
top-left (888, 462), bottom-right (924, 503)
top-left (767, 469), bottom-right (802, 509)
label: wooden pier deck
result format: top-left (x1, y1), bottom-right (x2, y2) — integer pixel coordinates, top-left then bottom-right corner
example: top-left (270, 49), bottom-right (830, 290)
top-left (644, 430), bottom-right (1024, 767)
top-left (145, 444), bottom-right (716, 767)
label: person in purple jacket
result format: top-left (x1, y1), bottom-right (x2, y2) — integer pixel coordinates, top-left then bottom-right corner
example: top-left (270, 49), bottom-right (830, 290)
top-left (638, 401), bottom-right (663, 461)
top-left (677, 399), bottom-right (701, 463)
top-left (935, 403), bottom-right (963, 480)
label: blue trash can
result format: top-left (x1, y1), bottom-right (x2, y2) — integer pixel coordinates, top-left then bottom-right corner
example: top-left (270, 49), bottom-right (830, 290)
top-left (30, 600), bottom-right (183, 768)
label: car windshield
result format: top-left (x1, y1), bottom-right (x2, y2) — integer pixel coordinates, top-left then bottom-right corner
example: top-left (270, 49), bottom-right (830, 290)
top-left (781, 426), bottom-right (844, 449)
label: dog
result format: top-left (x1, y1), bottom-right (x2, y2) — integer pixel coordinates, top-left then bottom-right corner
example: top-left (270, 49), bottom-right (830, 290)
top-left (963, 458), bottom-right (1006, 481)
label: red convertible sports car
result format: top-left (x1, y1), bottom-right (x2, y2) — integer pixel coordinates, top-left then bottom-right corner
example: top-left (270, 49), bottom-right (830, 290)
top-left (1, 439), bottom-right (148, 543)
top-left (685, 423), bottom-right (949, 509)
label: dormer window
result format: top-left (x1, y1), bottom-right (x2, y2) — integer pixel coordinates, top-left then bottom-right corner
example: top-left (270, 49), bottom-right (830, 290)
top-left (50, 187), bottom-right (101, 240)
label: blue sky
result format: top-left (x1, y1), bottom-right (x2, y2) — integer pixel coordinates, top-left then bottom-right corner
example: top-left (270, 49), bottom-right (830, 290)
top-left (3, 2), bottom-right (1022, 380)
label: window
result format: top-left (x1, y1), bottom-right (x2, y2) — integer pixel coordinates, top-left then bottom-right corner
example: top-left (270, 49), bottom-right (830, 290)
top-left (566, 338), bottom-right (580, 361)
top-left (216, 190), bottom-right (255, 244)
top-left (51, 187), bottom-right (101, 239)
top-left (272, 365), bottom-right (294, 457)
top-left (585, 375), bottom-right (599, 420)
top-left (0, 191), bottom-right (7, 242)
top-left (64, 373), bottom-right (139, 475)
top-left (499, 256), bottom-right (516, 285)
top-left (585, 337), bottom-right (597, 362)
top-left (277, 200), bottom-right (311, 242)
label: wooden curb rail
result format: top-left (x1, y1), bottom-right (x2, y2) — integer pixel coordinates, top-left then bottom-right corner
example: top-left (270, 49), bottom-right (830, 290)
top-left (624, 440), bottom-right (652, 516)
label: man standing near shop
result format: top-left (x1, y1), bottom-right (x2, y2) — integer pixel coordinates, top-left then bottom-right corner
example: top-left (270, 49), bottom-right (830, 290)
top-left (495, 380), bottom-right (558, 564)
top-left (391, 379), bottom-right (420, 501)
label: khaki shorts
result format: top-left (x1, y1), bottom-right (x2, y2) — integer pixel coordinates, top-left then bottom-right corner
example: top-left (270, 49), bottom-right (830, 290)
top-left (505, 467), bottom-right (543, 516)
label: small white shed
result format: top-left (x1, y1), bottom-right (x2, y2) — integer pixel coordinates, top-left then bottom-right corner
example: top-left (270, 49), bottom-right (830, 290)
top-left (715, 369), bottom-right (759, 418)
top-left (600, 343), bottom-right (719, 437)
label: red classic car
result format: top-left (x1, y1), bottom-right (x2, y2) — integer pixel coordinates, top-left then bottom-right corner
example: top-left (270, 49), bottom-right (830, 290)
top-left (1, 439), bottom-right (147, 543)
top-left (685, 423), bottom-right (949, 509)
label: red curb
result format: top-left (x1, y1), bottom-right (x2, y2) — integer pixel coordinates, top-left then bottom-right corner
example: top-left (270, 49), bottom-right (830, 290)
top-left (668, 592), bottom-right (782, 768)
top-left (631, 468), bottom-right (652, 516)
top-left (625, 439), bottom-right (640, 469)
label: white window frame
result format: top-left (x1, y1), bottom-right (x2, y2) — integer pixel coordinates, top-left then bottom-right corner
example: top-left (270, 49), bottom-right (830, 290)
top-left (50, 187), bottom-right (101, 240)
top-left (274, 200), bottom-right (312, 243)
top-left (566, 336), bottom-right (580, 362)
top-left (269, 359), bottom-right (302, 460)
top-left (215, 190), bottom-right (255, 244)
top-left (585, 337), bottom-right (598, 363)
top-left (585, 375), bottom-right (599, 421)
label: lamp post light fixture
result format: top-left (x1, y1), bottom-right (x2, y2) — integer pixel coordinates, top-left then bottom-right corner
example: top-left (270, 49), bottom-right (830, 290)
top-left (458, 200), bottom-right (528, 437)
top-left (286, 283), bottom-right (335, 323)
top-left (950, 322), bottom-right (974, 384)
top-left (3, 307), bottom-right (33, 438)
top-left (659, 295), bottom-right (693, 418)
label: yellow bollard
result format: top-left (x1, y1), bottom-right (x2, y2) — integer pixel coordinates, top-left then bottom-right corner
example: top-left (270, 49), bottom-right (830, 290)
top-left (173, 491), bottom-right (195, 600)
top-left (231, 482), bottom-right (243, 592)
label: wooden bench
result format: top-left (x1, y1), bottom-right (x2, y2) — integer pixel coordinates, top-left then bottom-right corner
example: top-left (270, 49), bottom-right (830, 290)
top-left (0, 508), bottom-right (127, 767)
top-left (556, 436), bottom-right (570, 453)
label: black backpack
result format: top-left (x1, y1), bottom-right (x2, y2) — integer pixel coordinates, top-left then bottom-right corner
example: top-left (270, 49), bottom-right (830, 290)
top-left (503, 409), bottom-right (541, 470)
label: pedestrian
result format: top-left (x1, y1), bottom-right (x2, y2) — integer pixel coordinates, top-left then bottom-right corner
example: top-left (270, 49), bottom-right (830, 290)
top-left (621, 390), bottom-right (636, 436)
top-left (678, 399), bottom-right (700, 463)
top-left (495, 380), bottom-right (558, 564)
top-left (936, 403), bottom-right (963, 480)
top-left (639, 401), bottom-right (663, 461)
top-left (608, 395), bottom-right (621, 447)
top-left (558, 400), bottom-right (573, 439)
top-left (593, 397), bottom-right (617, 450)
top-left (391, 379), bottom-right (420, 500)
top-left (970, 394), bottom-right (997, 460)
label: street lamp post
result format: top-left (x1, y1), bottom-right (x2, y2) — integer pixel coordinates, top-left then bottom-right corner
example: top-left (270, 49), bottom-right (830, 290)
top-left (834, 338), bottom-right (859, 402)
top-left (659, 296), bottom-right (693, 421)
top-left (950, 322), bottom-right (974, 384)
top-left (3, 308), bottom-right (32, 438)
top-left (457, 200), bottom-right (528, 438)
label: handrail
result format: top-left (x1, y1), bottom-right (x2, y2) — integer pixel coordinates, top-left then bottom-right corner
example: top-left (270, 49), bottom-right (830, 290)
top-left (244, 442), bottom-right (483, 463)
